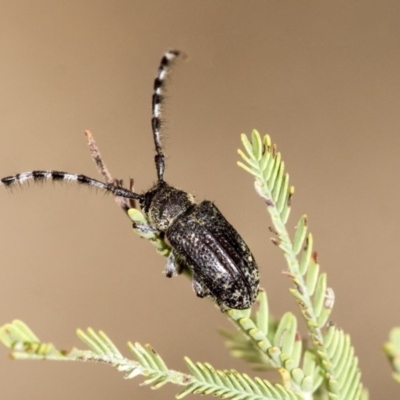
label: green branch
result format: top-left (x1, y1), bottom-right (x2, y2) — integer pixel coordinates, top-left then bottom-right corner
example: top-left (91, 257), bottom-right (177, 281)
top-left (237, 130), bottom-right (366, 399)
top-left (0, 320), bottom-right (303, 400)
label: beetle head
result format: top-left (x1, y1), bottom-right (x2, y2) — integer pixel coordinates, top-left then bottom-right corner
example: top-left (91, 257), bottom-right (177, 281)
top-left (140, 182), bottom-right (195, 232)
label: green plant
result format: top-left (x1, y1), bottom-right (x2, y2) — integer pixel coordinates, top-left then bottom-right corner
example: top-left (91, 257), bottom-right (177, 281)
top-left (0, 130), bottom-right (376, 399)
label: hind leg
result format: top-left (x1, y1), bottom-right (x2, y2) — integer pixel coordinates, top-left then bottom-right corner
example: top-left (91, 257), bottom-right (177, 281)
top-left (191, 276), bottom-right (210, 298)
top-left (192, 278), bottom-right (229, 312)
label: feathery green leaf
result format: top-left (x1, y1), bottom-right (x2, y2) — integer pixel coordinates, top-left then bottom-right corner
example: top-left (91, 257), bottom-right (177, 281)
top-left (238, 130), bottom-right (366, 399)
top-left (1, 320), bottom-right (311, 400)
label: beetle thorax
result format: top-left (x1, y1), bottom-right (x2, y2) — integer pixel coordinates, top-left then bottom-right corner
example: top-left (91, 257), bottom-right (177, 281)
top-left (141, 182), bottom-right (195, 232)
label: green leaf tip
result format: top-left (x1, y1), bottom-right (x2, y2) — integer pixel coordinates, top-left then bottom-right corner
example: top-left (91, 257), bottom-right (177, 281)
top-left (238, 131), bottom-right (294, 224)
top-left (0, 320), bottom-right (40, 349)
top-left (384, 327), bottom-right (400, 383)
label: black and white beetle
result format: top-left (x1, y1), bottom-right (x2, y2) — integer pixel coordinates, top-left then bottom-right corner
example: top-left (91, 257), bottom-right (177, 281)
top-left (0, 50), bottom-right (259, 311)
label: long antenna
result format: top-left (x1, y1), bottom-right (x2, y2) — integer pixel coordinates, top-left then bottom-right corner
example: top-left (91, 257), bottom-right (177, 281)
top-left (0, 171), bottom-right (142, 200)
top-left (151, 50), bottom-right (181, 182)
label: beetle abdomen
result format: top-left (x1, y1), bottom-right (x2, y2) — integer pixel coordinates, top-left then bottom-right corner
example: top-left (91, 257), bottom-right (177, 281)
top-left (166, 201), bottom-right (259, 310)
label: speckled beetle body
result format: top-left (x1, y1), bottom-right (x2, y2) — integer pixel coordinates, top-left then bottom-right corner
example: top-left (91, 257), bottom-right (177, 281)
top-left (141, 181), bottom-right (259, 311)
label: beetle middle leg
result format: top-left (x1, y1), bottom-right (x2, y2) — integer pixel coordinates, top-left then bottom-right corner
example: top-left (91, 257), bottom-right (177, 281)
top-left (165, 251), bottom-right (184, 278)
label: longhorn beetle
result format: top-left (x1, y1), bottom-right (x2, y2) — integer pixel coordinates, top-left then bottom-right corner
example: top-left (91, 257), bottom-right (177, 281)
top-left (0, 50), bottom-right (260, 311)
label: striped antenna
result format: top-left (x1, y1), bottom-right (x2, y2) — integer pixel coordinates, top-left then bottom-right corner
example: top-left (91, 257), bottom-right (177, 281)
top-left (151, 50), bottom-right (181, 182)
top-left (0, 171), bottom-right (142, 200)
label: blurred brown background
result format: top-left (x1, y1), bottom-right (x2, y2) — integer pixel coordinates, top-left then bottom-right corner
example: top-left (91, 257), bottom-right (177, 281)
top-left (0, 1), bottom-right (399, 398)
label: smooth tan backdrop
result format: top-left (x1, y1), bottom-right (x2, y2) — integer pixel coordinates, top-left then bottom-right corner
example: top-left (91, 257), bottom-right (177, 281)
top-left (0, 1), bottom-right (399, 399)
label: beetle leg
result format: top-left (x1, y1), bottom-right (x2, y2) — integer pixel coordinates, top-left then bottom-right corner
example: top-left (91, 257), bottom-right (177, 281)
top-left (165, 251), bottom-right (183, 278)
top-left (133, 222), bottom-right (158, 235)
top-left (192, 278), bottom-right (228, 312)
top-left (192, 277), bottom-right (210, 298)
top-left (216, 299), bottom-right (229, 313)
